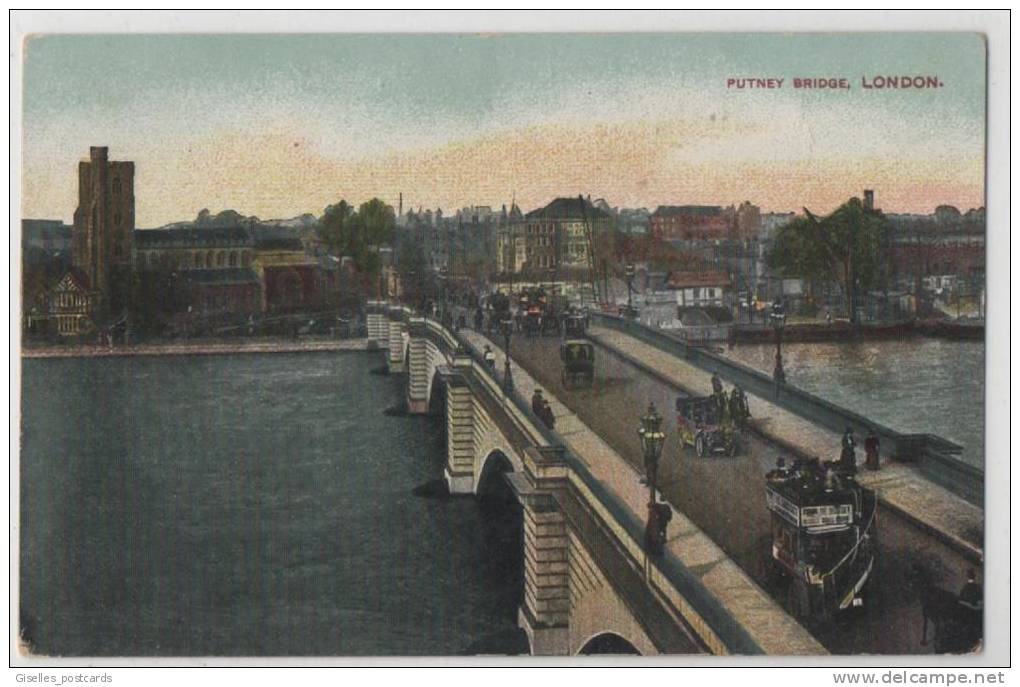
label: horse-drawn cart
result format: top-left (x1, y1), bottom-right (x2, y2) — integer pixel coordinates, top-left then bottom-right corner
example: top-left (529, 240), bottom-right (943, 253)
top-left (676, 395), bottom-right (741, 457)
top-left (560, 339), bottom-right (594, 389)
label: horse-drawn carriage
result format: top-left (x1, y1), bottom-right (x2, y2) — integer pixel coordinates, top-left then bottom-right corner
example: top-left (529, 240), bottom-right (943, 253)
top-left (676, 395), bottom-right (742, 457)
top-left (562, 310), bottom-right (588, 339)
top-left (560, 339), bottom-right (594, 389)
top-left (520, 288), bottom-right (560, 337)
top-left (763, 459), bottom-right (877, 621)
top-left (485, 291), bottom-right (511, 335)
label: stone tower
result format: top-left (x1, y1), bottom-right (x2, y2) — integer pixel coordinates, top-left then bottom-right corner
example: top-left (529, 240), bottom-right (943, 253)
top-left (72, 146), bottom-right (135, 325)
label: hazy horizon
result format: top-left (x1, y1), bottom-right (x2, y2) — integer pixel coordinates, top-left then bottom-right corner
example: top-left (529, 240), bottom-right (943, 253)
top-left (22, 33), bottom-right (986, 227)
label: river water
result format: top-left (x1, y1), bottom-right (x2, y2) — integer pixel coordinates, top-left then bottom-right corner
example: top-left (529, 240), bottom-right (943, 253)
top-left (722, 338), bottom-right (985, 467)
top-left (19, 352), bottom-right (524, 656)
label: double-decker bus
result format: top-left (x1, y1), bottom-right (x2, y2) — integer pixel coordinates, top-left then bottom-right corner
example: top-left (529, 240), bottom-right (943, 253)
top-left (764, 458), bottom-right (878, 620)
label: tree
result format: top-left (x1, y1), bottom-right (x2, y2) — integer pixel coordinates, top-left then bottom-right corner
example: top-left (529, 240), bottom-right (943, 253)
top-left (356, 198), bottom-right (396, 247)
top-left (396, 239), bottom-right (431, 310)
top-left (318, 198), bottom-right (396, 301)
top-left (768, 197), bottom-right (890, 325)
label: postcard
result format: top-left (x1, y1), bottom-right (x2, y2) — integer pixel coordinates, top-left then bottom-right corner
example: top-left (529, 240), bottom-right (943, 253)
top-left (14, 24), bottom-right (998, 663)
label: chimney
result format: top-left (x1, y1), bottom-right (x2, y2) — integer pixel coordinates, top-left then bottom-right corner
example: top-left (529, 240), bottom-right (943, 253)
top-left (90, 146), bottom-right (108, 161)
top-left (863, 189), bottom-right (874, 210)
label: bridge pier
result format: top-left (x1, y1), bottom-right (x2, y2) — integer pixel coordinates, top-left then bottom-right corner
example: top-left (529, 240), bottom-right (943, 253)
top-left (405, 318), bottom-right (430, 414)
top-left (366, 301), bottom-right (387, 345)
top-left (442, 354), bottom-right (476, 494)
top-left (385, 308), bottom-right (405, 374)
top-left (508, 446), bottom-right (572, 655)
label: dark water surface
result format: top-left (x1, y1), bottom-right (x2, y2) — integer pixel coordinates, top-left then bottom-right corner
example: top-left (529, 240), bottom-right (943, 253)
top-left (723, 338), bottom-right (984, 467)
top-left (20, 352), bottom-right (523, 656)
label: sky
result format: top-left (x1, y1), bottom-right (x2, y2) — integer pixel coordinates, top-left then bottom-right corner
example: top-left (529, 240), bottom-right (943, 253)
top-left (21, 33), bottom-right (986, 227)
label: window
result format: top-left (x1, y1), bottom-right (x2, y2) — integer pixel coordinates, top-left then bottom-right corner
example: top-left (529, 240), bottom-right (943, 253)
top-left (693, 288), bottom-right (701, 299)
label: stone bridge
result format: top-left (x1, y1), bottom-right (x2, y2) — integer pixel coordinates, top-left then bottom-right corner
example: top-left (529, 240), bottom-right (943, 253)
top-left (365, 302), bottom-right (824, 657)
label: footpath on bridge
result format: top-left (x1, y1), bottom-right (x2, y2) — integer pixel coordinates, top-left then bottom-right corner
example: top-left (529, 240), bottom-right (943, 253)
top-left (587, 327), bottom-right (984, 562)
top-left (456, 328), bottom-right (826, 656)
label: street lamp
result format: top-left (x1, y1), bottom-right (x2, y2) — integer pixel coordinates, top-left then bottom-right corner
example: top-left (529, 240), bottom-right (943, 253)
top-left (638, 402), bottom-right (668, 558)
top-left (638, 402), bottom-right (666, 496)
top-left (439, 265), bottom-right (449, 326)
top-left (625, 263), bottom-right (636, 318)
top-left (500, 316), bottom-right (514, 394)
top-left (770, 300), bottom-right (787, 392)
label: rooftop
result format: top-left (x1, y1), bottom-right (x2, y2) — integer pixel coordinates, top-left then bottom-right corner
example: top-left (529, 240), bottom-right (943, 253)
top-left (525, 197), bottom-right (611, 221)
top-left (652, 205), bottom-right (724, 218)
top-left (135, 226), bottom-right (252, 246)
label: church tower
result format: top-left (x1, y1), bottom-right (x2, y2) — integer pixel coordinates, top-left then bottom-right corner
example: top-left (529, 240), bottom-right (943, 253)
top-left (72, 146), bottom-right (135, 325)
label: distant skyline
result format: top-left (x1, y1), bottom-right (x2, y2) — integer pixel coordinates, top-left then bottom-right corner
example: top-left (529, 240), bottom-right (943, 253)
top-left (22, 34), bottom-right (986, 227)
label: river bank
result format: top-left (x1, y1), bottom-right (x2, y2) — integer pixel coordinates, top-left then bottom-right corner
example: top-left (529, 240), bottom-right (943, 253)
top-left (21, 337), bottom-right (374, 359)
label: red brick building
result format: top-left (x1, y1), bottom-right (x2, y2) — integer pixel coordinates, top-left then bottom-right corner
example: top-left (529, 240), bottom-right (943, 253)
top-left (650, 206), bottom-right (735, 242)
top-left (262, 263), bottom-right (320, 314)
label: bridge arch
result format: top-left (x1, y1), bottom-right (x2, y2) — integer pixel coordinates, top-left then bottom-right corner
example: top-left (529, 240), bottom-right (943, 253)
top-left (475, 449), bottom-right (526, 610)
top-left (476, 450), bottom-right (515, 496)
top-left (427, 366), bottom-right (446, 416)
top-left (577, 632), bottom-right (642, 656)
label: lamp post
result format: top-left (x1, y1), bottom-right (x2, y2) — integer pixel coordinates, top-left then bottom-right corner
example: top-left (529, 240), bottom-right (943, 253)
top-left (625, 263), bottom-right (636, 318)
top-left (439, 265), bottom-right (449, 326)
top-left (638, 402), bottom-right (668, 558)
top-left (638, 402), bottom-right (666, 497)
top-left (500, 316), bottom-right (514, 394)
top-left (770, 299), bottom-right (787, 393)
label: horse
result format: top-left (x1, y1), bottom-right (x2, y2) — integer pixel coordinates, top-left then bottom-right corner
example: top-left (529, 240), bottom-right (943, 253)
top-left (907, 563), bottom-right (981, 653)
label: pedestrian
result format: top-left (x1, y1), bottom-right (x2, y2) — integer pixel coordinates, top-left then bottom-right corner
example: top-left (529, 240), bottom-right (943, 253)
top-left (865, 430), bottom-right (880, 471)
top-left (959, 568), bottom-right (982, 612)
top-left (711, 373), bottom-right (723, 396)
top-left (483, 344), bottom-right (496, 369)
top-left (644, 498), bottom-right (672, 557)
top-left (840, 427), bottom-right (857, 474)
top-left (474, 307), bottom-right (484, 331)
top-left (958, 567), bottom-right (983, 644)
top-left (541, 398), bottom-right (556, 430)
top-left (729, 386), bottom-right (750, 426)
top-left (531, 388), bottom-right (545, 418)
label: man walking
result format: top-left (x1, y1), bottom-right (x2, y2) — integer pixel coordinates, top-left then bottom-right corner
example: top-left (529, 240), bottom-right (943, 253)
top-left (865, 430), bottom-right (880, 471)
top-left (840, 427), bottom-right (857, 474)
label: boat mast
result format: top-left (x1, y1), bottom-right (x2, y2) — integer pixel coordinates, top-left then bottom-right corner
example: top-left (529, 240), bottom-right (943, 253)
top-left (579, 194), bottom-right (601, 306)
